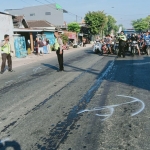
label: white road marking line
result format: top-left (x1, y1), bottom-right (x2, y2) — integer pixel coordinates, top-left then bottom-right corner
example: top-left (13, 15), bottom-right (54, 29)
top-left (132, 62), bottom-right (150, 65)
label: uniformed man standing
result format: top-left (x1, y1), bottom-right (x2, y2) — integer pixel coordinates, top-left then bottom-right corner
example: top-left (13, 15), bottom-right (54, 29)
top-left (0, 34), bottom-right (13, 74)
top-left (118, 31), bottom-right (127, 58)
top-left (54, 30), bottom-right (64, 72)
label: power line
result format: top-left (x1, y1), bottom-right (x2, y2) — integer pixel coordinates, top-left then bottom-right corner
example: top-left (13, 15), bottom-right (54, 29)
top-left (21, 0), bottom-right (83, 22)
top-left (20, 0), bottom-right (30, 6)
top-left (107, 13), bottom-right (150, 16)
top-left (44, 0), bottom-right (83, 20)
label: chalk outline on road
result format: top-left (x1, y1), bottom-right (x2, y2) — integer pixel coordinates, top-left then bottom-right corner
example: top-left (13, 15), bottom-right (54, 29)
top-left (18, 72), bottom-right (27, 79)
top-left (78, 95), bottom-right (145, 121)
top-left (4, 66), bottom-right (43, 86)
top-left (5, 80), bottom-right (14, 85)
top-left (0, 138), bottom-right (10, 145)
top-left (33, 67), bottom-right (42, 73)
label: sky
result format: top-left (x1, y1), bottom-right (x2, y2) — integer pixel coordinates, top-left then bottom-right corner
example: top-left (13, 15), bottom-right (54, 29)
top-left (1, 0), bottom-right (150, 28)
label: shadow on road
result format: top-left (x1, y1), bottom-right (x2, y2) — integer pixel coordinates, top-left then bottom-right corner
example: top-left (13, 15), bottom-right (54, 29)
top-left (41, 63), bottom-right (58, 70)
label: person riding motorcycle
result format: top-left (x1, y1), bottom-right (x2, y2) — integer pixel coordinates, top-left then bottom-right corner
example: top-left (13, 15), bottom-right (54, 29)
top-left (143, 31), bottom-right (150, 55)
top-left (130, 34), bottom-right (141, 55)
top-left (117, 31), bottom-right (127, 58)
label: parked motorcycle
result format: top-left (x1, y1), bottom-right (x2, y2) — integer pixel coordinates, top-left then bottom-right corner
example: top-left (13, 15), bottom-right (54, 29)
top-left (63, 44), bottom-right (69, 50)
top-left (93, 42), bottom-right (103, 54)
top-left (146, 45), bottom-right (150, 55)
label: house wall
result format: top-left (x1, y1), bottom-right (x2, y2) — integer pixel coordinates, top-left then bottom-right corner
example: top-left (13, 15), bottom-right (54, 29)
top-left (0, 14), bottom-right (15, 56)
top-left (6, 4), bottom-right (64, 26)
top-left (44, 32), bottom-right (55, 45)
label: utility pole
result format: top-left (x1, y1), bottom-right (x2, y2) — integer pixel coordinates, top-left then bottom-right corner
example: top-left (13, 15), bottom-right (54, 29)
top-left (76, 15), bottom-right (77, 23)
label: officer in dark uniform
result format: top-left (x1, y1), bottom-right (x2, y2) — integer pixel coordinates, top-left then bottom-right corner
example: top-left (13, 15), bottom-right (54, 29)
top-left (117, 31), bottom-right (127, 58)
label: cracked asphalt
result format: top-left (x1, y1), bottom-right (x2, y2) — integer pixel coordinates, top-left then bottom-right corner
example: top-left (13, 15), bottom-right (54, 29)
top-left (0, 47), bottom-right (150, 150)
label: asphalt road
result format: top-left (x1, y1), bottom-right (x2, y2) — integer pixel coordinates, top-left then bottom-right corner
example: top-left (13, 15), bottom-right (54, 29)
top-left (0, 48), bottom-right (150, 150)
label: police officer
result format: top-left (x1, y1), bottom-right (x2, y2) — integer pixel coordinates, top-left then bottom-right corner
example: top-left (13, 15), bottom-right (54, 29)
top-left (118, 31), bottom-right (127, 58)
top-left (54, 30), bottom-right (64, 72)
top-left (0, 34), bottom-right (13, 74)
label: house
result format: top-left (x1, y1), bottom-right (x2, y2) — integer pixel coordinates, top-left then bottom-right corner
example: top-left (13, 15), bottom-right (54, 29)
top-left (26, 20), bottom-right (56, 45)
top-left (13, 15), bottom-right (29, 28)
top-left (5, 4), bottom-right (68, 26)
top-left (0, 12), bottom-right (15, 56)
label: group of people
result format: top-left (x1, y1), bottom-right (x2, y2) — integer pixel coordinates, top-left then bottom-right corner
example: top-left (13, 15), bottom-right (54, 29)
top-left (0, 29), bottom-right (65, 74)
top-left (34, 37), bottom-right (51, 56)
top-left (94, 31), bottom-right (150, 58)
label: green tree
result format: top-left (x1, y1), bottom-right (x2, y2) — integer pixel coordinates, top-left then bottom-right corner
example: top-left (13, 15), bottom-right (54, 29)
top-left (61, 34), bottom-right (68, 44)
top-left (104, 15), bottom-right (118, 35)
top-left (118, 24), bottom-right (125, 30)
top-left (132, 18), bottom-right (148, 32)
top-left (68, 22), bottom-right (80, 33)
top-left (84, 11), bottom-right (107, 35)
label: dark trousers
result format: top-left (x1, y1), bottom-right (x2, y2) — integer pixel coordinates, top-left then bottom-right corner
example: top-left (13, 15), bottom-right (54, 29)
top-left (56, 48), bottom-right (64, 70)
top-left (118, 45), bottom-right (125, 57)
top-left (1, 53), bottom-right (12, 72)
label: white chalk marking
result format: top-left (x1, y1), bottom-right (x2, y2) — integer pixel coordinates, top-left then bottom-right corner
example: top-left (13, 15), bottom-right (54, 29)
top-left (5, 80), bottom-right (14, 85)
top-left (78, 95), bottom-right (145, 121)
top-left (0, 137), bottom-right (10, 145)
top-left (33, 67), bottom-right (42, 73)
top-left (18, 72), bottom-right (27, 79)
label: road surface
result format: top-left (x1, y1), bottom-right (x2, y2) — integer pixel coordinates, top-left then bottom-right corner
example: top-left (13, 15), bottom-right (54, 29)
top-left (0, 47), bottom-right (150, 150)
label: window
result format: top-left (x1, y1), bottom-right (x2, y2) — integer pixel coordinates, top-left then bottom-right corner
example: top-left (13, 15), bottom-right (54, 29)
top-left (45, 12), bottom-right (51, 15)
top-left (30, 13), bottom-right (35, 16)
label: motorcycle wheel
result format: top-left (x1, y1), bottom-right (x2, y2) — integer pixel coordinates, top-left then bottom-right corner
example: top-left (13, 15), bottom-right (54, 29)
top-left (147, 47), bottom-right (150, 55)
top-left (95, 49), bottom-right (99, 54)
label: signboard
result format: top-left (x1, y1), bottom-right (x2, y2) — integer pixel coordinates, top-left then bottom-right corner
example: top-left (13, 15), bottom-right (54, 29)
top-left (78, 33), bottom-right (83, 36)
top-left (64, 31), bottom-right (76, 39)
top-left (56, 4), bottom-right (62, 9)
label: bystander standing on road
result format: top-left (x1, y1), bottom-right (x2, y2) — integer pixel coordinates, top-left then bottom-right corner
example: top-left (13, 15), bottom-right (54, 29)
top-left (54, 30), bottom-right (64, 72)
top-left (46, 39), bottom-right (51, 53)
top-left (38, 38), bottom-right (44, 56)
top-left (0, 34), bottom-right (13, 74)
top-left (34, 37), bottom-right (39, 55)
top-left (83, 38), bottom-right (86, 47)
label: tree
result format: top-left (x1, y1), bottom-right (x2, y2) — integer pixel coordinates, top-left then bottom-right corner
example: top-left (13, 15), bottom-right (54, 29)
top-left (132, 18), bottom-right (149, 32)
top-left (68, 22), bottom-right (80, 33)
top-left (84, 11), bottom-right (107, 35)
top-left (104, 15), bottom-right (118, 35)
top-left (61, 34), bottom-right (68, 44)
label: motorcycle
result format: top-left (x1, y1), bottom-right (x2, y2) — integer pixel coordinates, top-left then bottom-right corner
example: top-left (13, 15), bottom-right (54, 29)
top-left (131, 41), bottom-right (138, 56)
top-left (146, 45), bottom-right (150, 55)
top-left (63, 44), bottom-right (69, 50)
top-left (93, 42), bottom-right (103, 54)
top-left (114, 42), bottom-right (119, 55)
top-left (101, 43), bottom-right (109, 55)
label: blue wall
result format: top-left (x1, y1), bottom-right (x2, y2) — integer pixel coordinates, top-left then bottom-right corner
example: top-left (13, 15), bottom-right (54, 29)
top-left (44, 32), bottom-right (55, 45)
